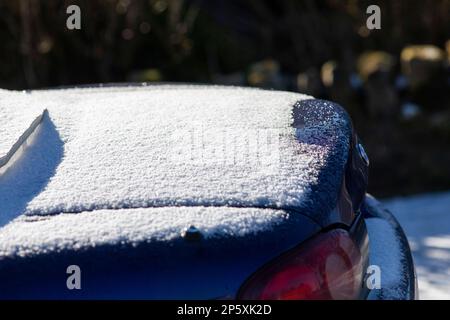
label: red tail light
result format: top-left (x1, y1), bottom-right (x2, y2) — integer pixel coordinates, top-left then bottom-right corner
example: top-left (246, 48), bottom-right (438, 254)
top-left (238, 229), bottom-right (363, 300)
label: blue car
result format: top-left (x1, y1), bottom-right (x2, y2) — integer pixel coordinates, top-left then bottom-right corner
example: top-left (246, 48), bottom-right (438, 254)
top-left (0, 85), bottom-right (417, 299)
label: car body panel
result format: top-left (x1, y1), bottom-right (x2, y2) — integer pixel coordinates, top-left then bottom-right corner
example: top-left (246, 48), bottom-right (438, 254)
top-left (0, 85), bottom-right (416, 299)
top-left (363, 195), bottom-right (417, 300)
top-left (0, 207), bottom-right (320, 299)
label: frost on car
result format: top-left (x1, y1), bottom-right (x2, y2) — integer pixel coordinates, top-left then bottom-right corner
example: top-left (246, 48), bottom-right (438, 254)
top-left (0, 85), bottom-right (416, 299)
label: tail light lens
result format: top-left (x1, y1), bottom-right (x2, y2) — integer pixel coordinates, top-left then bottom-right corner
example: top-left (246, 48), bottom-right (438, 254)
top-left (238, 229), bottom-right (363, 300)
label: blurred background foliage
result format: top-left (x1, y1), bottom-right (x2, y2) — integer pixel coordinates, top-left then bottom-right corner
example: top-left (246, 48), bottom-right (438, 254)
top-left (0, 0), bottom-right (449, 197)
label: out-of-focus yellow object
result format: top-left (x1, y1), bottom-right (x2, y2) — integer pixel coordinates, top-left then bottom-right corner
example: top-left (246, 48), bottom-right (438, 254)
top-left (247, 59), bottom-right (282, 89)
top-left (128, 68), bottom-right (163, 82)
top-left (321, 61), bottom-right (337, 88)
top-left (401, 45), bottom-right (446, 88)
top-left (357, 51), bottom-right (395, 81)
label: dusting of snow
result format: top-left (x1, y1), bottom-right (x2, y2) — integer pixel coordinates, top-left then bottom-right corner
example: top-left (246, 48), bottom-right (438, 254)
top-left (0, 85), bottom-right (350, 258)
top-left (365, 217), bottom-right (407, 299)
top-left (0, 206), bottom-right (289, 258)
top-left (0, 85), bottom-right (350, 219)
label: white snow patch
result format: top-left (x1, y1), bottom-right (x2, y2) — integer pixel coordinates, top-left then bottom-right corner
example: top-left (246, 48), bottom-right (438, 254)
top-left (0, 86), bottom-right (337, 221)
top-left (0, 206), bottom-right (289, 258)
top-left (0, 85), bottom-right (344, 259)
top-left (384, 191), bottom-right (450, 300)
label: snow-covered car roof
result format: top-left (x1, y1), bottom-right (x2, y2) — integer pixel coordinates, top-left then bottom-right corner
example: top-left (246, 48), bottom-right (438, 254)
top-left (0, 85), bottom-right (351, 257)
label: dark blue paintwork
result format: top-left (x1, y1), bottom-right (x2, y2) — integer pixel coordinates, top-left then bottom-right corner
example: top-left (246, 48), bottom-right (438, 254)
top-left (0, 209), bottom-right (320, 299)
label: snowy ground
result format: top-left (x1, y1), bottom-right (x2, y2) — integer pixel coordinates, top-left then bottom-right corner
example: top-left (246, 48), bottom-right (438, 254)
top-left (383, 191), bottom-right (450, 300)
